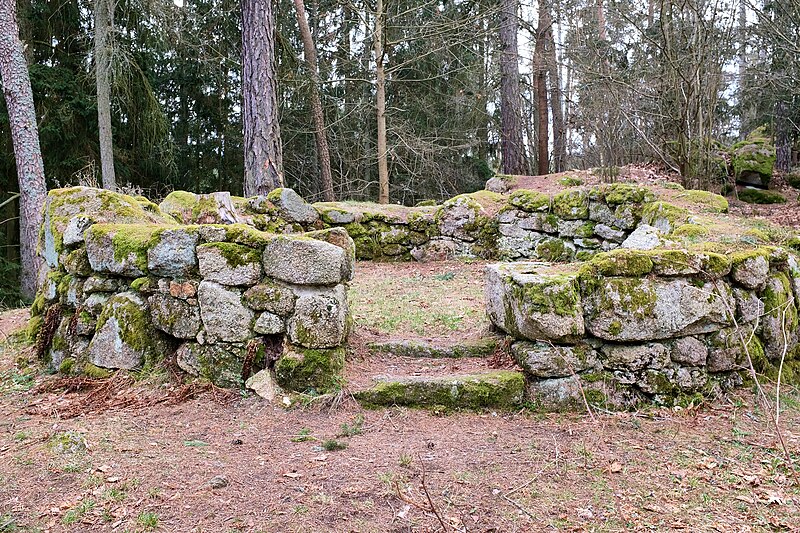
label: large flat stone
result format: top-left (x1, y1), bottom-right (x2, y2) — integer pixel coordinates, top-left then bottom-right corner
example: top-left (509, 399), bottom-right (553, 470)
top-left (584, 277), bottom-right (734, 341)
top-left (353, 371), bottom-right (525, 410)
top-left (198, 281), bottom-right (254, 342)
top-left (486, 263), bottom-right (584, 343)
top-left (286, 285), bottom-right (348, 348)
top-left (263, 236), bottom-right (347, 286)
top-left (88, 292), bottom-right (170, 370)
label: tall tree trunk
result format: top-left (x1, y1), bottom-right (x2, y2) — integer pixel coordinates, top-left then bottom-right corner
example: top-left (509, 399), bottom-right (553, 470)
top-left (533, 1), bottom-right (549, 175)
top-left (292, 0), bottom-right (334, 202)
top-left (596, 0), bottom-right (607, 41)
top-left (373, 0), bottom-right (389, 203)
top-left (542, 0), bottom-right (565, 172)
top-left (499, 0), bottom-right (527, 175)
top-left (242, 0), bottom-right (283, 197)
top-left (95, 0), bottom-right (116, 191)
top-left (775, 100), bottom-right (791, 172)
top-left (738, 0), bottom-right (748, 140)
top-left (0, 0), bottom-right (47, 298)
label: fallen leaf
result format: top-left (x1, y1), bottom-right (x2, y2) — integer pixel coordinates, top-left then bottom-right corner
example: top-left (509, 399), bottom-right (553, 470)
top-left (610, 461), bottom-right (623, 473)
top-left (284, 472), bottom-right (302, 478)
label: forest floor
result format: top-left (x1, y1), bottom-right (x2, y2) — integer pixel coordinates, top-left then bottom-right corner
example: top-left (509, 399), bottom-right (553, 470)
top-left (4, 169), bottom-right (800, 531)
top-left (2, 273), bottom-right (800, 532)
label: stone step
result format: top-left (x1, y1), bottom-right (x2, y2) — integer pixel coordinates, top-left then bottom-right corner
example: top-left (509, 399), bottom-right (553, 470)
top-left (352, 370), bottom-right (525, 410)
top-left (367, 337), bottom-right (500, 359)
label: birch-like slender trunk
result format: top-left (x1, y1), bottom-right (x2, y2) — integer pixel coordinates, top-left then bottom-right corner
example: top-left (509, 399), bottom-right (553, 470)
top-left (0, 0), bottom-right (47, 298)
top-left (95, 0), bottom-right (116, 191)
top-left (292, 0), bottom-right (334, 201)
top-left (373, 0), bottom-right (389, 203)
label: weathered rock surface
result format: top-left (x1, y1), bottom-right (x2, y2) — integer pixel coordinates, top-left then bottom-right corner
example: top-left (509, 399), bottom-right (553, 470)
top-left (621, 224), bottom-right (662, 250)
top-left (197, 281), bottom-right (254, 342)
top-left (269, 188), bottom-right (320, 224)
top-left (512, 341), bottom-right (599, 378)
top-left (254, 312), bottom-right (285, 335)
top-left (197, 243), bottom-right (261, 286)
top-left (176, 341), bottom-right (247, 387)
top-left (353, 371), bottom-right (525, 409)
top-left (584, 277), bottom-right (733, 341)
top-left (263, 236), bottom-right (347, 286)
top-left (245, 369), bottom-right (281, 401)
top-left (486, 263), bottom-right (584, 343)
top-left (670, 336), bottom-right (708, 367)
top-left (287, 285), bottom-right (348, 348)
top-left (732, 253), bottom-right (770, 290)
top-left (242, 281), bottom-right (296, 315)
top-left (88, 292), bottom-right (169, 370)
top-left (147, 228), bottom-right (199, 277)
top-left (148, 294), bottom-right (202, 339)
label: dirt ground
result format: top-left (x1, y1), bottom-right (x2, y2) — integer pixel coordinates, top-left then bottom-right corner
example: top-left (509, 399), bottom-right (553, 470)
top-left (1, 308), bottom-right (799, 532)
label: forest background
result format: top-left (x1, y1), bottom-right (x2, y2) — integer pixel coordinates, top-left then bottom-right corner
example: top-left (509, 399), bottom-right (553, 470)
top-left (1, 0), bottom-right (799, 307)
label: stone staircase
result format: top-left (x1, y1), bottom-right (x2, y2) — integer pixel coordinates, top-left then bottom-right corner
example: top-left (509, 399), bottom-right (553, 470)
top-left (345, 335), bottom-right (526, 410)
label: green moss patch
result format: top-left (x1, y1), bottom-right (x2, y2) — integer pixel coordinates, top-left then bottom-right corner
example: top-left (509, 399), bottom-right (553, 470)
top-left (680, 190), bottom-right (729, 213)
top-left (274, 346), bottom-right (345, 394)
top-left (737, 188), bottom-right (786, 204)
top-left (602, 183), bottom-right (654, 205)
top-left (508, 189), bottom-right (550, 212)
top-left (353, 371), bottom-right (524, 410)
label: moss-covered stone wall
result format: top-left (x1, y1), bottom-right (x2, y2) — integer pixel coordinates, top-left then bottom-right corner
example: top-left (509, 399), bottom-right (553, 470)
top-left (30, 186), bottom-right (354, 395)
top-left (313, 183), bottom-right (687, 262)
top-left (486, 246), bottom-right (800, 409)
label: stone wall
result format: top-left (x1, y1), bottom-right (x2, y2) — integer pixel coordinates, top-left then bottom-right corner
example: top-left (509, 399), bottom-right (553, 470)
top-left (152, 183), bottom-right (722, 263)
top-left (315, 185), bottom-right (701, 262)
top-left (30, 186), bottom-right (354, 394)
top-left (486, 246), bottom-right (800, 408)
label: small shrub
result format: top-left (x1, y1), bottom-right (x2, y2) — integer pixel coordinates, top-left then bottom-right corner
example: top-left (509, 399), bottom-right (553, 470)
top-left (137, 511), bottom-right (159, 530)
top-left (338, 414), bottom-right (364, 437)
top-left (786, 168), bottom-right (800, 189)
top-left (322, 439), bottom-right (347, 451)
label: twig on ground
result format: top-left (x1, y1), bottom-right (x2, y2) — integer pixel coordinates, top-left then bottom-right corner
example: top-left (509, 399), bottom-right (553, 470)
top-left (418, 453), bottom-right (449, 532)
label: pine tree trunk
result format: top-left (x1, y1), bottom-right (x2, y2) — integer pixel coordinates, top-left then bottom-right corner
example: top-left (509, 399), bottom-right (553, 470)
top-left (0, 0), bottom-right (47, 298)
top-left (242, 0), bottom-right (283, 197)
top-left (533, 1), bottom-right (549, 175)
top-left (499, 0), bottom-right (527, 175)
top-left (374, 0), bottom-right (389, 204)
top-left (95, 0), bottom-right (116, 191)
top-left (292, 0), bottom-right (334, 202)
top-left (543, 0), bottom-right (565, 172)
top-left (775, 100), bottom-right (791, 172)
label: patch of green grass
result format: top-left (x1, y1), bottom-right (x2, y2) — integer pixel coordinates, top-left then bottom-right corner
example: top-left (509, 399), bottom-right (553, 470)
top-left (103, 487), bottom-right (127, 502)
top-left (62, 499), bottom-right (95, 525)
top-left (399, 453), bottom-right (413, 467)
top-left (12, 430), bottom-right (29, 442)
top-left (338, 414), bottom-right (364, 437)
top-left (291, 428), bottom-right (314, 442)
top-left (349, 263), bottom-right (486, 338)
top-left (322, 439), bottom-right (347, 451)
top-left (0, 368), bottom-right (36, 395)
top-left (0, 513), bottom-right (19, 532)
top-left (137, 511), bottom-right (159, 530)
